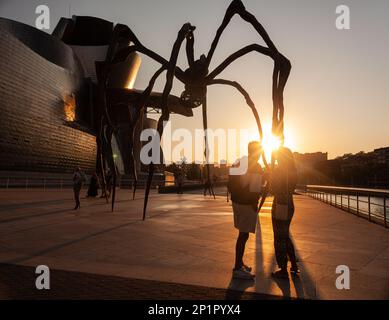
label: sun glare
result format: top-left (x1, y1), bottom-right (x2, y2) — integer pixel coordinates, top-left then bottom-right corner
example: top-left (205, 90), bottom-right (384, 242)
top-left (248, 123), bottom-right (296, 164)
top-left (262, 133), bottom-right (281, 161)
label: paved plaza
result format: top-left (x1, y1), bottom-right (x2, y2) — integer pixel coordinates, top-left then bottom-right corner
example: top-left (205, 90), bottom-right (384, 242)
top-left (0, 187), bottom-right (388, 299)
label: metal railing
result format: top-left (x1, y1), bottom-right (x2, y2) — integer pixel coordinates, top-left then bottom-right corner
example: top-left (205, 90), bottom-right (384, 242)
top-left (298, 185), bottom-right (389, 228)
top-left (0, 177), bottom-right (167, 190)
top-left (0, 176), bottom-right (206, 190)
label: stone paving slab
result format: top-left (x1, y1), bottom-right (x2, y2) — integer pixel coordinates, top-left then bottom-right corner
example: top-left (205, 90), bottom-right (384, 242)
top-left (0, 188), bottom-right (388, 300)
top-left (0, 263), bottom-right (282, 300)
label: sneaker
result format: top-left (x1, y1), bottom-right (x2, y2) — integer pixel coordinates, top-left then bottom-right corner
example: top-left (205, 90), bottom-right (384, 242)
top-left (271, 269), bottom-right (289, 279)
top-left (233, 267), bottom-right (255, 280)
top-left (242, 264), bottom-right (252, 272)
top-left (290, 265), bottom-right (300, 275)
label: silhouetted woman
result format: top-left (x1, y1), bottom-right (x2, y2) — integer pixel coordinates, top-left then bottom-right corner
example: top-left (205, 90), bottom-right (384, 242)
top-left (87, 172), bottom-right (99, 197)
top-left (271, 147), bottom-right (299, 278)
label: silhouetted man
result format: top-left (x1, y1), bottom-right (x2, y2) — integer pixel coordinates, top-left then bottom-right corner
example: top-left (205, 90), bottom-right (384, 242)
top-left (73, 166), bottom-right (86, 210)
top-left (228, 141), bottom-right (264, 279)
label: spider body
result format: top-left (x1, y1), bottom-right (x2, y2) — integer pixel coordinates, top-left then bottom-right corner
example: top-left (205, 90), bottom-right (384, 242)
top-left (181, 54), bottom-right (209, 108)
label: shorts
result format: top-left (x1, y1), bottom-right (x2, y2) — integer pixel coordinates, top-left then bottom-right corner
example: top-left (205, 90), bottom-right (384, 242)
top-left (232, 202), bottom-right (258, 234)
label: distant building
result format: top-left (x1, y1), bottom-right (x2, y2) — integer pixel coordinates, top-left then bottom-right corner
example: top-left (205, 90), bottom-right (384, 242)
top-left (292, 152), bottom-right (327, 184)
top-left (309, 148), bottom-right (389, 188)
top-left (293, 152), bottom-right (328, 169)
top-left (374, 147), bottom-right (389, 164)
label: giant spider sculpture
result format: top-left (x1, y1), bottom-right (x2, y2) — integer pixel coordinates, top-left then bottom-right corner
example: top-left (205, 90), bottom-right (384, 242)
top-left (96, 0), bottom-right (291, 219)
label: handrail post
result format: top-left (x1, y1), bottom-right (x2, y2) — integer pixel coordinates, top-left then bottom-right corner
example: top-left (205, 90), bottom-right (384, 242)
top-left (356, 195), bottom-right (359, 216)
top-left (368, 195), bottom-right (371, 221)
top-left (384, 197), bottom-right (387, 228)
top-left (340, 193), bottom-right (343, 209)
top-left (348, 194), bottom-right (350, 212)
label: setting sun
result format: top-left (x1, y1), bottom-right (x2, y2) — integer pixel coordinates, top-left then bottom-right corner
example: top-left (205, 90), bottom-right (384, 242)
top-left (262, 133), bottom-right (281, 161)
top-left (248, 123), bottom-right (296, 163)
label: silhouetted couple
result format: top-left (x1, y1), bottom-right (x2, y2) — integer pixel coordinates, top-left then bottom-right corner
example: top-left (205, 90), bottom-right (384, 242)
top-left (228, 141), bottom-right (299, 280)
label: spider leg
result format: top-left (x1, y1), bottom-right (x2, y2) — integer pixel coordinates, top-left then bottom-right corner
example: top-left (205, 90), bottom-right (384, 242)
top-left (142, 23), bottom-right (195, 220)
top-left (186, 30), bottom-right (195, 67)
top-left (202, 96), bottom-right (216, 199)
top-left (208, 78), bottom-right (268, 168)
top-left (104, 124), bottom-right (118, 212)
top-left (126, 110), bottom-right (138, 200)
top-left (206, 0), bottom-right (277, 66)
top-left (100, 83), bottom-right (119, 212)
top-left (208, 45), bottom-right (291, 143)
top-left (96, 25), bottom-right (176, 211)
top-left (131, 66), bottom-right (166, 201)
top-left (273, 53), bottom-right (291, 142)
top-left (206, 0), bottom-right (291, 142)
top-left (97, 116), bottom-right (109, 203)
top-left (208, 77), bottom-right (274, 210)
top-left (95, 61), bottom-right (115, 205)
top-left (97, 61), bottom-right (121, 211)
top-left (207, 44), bottom-right (272, 80)
top-left (206, 44), bottom-right (285, 141)
top-left (130, 133), bottom-right (137, 200)
top-left (108, 24), bottom-right (187, 83)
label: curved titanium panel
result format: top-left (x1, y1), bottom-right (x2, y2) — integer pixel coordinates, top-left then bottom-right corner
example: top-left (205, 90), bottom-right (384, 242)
top-left (0, 17), bottom-right (83, 75)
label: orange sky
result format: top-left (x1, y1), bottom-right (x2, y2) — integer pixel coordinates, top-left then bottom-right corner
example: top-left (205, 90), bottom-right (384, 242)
top-left (2, 0), bottom-right (388, 162)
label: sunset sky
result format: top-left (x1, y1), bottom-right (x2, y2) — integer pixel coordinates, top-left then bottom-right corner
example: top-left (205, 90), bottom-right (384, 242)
top-left (2, 0), bottom-right (388, 162)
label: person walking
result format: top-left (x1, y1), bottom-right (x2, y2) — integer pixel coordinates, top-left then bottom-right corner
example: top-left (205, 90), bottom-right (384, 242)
top-left (270, 147), bottom-right (299, 279)
top-left (73, 166), bottom-right (86, 210)
top-left (87, 172), bottom-right (99, 197)
top-left (177, 170), bottom-right (184, 194)
top-left (228, 141), bottom-right (264, 279)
